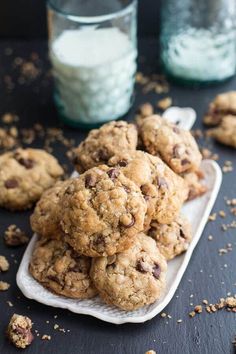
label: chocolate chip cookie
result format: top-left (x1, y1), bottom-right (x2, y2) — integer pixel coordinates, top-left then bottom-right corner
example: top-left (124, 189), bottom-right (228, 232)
top-left (61, 165), bottom-right (147, 257)
top-left (148, 215), bottom-right (192, 261)
top-left (207, 115), bottom-right (236, 148)
top-left (90, 233), bottom-right (167, 310)
top-left (0, 148), bottom-right (64, 210)
top-left (108, 151), bottom-right (188, 226)
top-left (71, 121), bottom-right (138, 173)
top-left (137, 115), bottom-right (202, 174)
top-left (30, 180), bottom-right (71, 239)
top-left (182, 170), bottom-right (207, 201)
top-left (7, 314), bottom-right (34, 349)
top-left (204, 91), bottom-right (236, 126)
top-left (29, 238), bottom-right (97, 299)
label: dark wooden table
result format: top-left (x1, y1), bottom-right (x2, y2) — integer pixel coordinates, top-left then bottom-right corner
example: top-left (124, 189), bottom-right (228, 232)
top-left (0, 38), bottom-right (236, 354)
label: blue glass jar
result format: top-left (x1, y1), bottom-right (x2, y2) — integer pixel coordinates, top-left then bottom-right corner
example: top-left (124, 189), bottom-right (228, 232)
top-left (160, 0), bottom-right (236, 85)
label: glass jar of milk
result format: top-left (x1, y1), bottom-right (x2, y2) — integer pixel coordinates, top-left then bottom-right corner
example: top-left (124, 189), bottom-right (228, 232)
top-left (47, 0), bottom-right (137, 128)
top-left (161, 0), bottom-right (236, 85)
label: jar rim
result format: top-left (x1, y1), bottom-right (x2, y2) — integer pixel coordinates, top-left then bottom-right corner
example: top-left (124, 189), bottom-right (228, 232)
top-left (47, 0), bottom-right (137, 23)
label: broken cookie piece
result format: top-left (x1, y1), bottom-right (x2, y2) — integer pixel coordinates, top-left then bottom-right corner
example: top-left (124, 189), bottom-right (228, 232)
top-left (204, 91), bottom-right (236, 126)
top-left (0, 255), bottom-right (9, 272)
top-left (207, 115), bottom-right (236, 148)
top-left (7, 314), bottom-right (34, 349)
top-left (4, 225), bottom-right (29, 246)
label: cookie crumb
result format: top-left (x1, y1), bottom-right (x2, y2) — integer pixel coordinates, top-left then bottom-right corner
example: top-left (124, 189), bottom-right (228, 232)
top-left (0, 255), bottom-right (9, 272)
top-left (7, 314), bottom-right (34, 349)
top-left (189, 311), bottom-right (196, 318)
top-left (208, 213), bottom-right (217, 221)
top-left (194, 305), bottom-right (202, 313)
top-left (160, 312), bottom-right (167, 318)
top-left (4, 225), bottom-right (29, 246)
top-left (145, 350), bottom-right (156, 354)
top-left (42, 334), bottom-right (51, 341)
top-left (208, 235), bottom-right (213, 241)
top-left (7, 301), bottom-right (14, 307)
top-left (219, 210), bottom-right (226, 218)
top-left (177, 319), bottom-right (182, 323)
top-left (138, 103), bottom-right (154, 117)
top-left (157, 97), bottom-right (172, 110)
top-left (0, 281), bottom-right (10, 291)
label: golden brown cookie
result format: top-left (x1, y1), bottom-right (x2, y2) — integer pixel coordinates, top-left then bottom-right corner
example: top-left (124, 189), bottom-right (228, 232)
top-left (108, 151), bottom-right (188, 226)
top-left (30, 180), bottom-right (71, 239)
top-left (148, 215), bottom-right (192, 260)
top-left (204, 92), bottom-right (236, 126)
top-left (71, 120), bottom-right (138, 173)
top-left (207, 115), bottom-right (236, 148)
top-left (182, 170), bottom-right (207, 201)
top-left (61, 165), bottom-right (147, 257)
top-left (90, 233), bottom-right (167, 311)
top-left (0, 148), bottom-right (63, 210)
top-left (29, 238), bottom-right (97, 299)
top-left (137, 115), bottom-right (202, 174)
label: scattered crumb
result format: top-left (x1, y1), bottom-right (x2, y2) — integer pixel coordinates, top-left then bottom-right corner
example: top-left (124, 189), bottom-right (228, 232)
top-left (54, 324), bottom-right (59, 330)
top-left (7, 314), bottom-right (33, 349)
top-left (194, 305), bottom-right (202, 313)
top-left (1, 113), bottom-right (18, 124)
top-left (138, 103), bottom-right (154, 117)
top-left (208, 213), bottom-right (217, 221)
top-left (4, 225), bottom-right (29, 247)
top-left (177, 319), bottom-right (182, 323)
top-left (218, 210), bottom-right (226, 218)
top-left (222, 161), bottom-right (233, 173)
top-left (157, 97), bottom-right (172, 110)
top-left (0, 255), bottom-right (9, 272)
top-left (42, 334), bottom-right (51, 341)
top-left (208, 235), bottom-right (213, 241)
top-left (0, 281), bottom-right (10, 291)
top-left (200, 147), bottom-right (219, 161)
top-left (7, 301), bottom-right (14, 307)
top-left (160, 312), bottom-right (167, 318)
top-left (145, 350), bottom-right (156, 354)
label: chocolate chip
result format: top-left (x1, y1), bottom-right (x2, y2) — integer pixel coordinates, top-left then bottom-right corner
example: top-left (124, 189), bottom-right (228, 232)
top-left (152, 264), bottom-right (161, 279)
top-left (181, 158), bottom-right (190, 165)
top-left (18, 158), bottom-right (35, 169)
top-left (4, 179), bottom-right (18, 189)
top-left (136, 259), bottom-right (148, 273)
top-left (96, 148), bottom-right (109, 162)
top-left (147, 226), bottom-right (156, 238)
top-left (107, 168), bottom-right (119, 179)
top-left (173, 126), bottom-right (180, 134)
top-left (92, 235), bottom-right (105, 247)
top-left (179, 228), bottom-right (186, 239)
top-left (85, 174), bottom-right (96, 188)
top-left (157, 177), bottom-right (168, 188)
top-left (47, 275), bottom-right (61, 284)
top-left (117, 160), bottom-right (128, 167)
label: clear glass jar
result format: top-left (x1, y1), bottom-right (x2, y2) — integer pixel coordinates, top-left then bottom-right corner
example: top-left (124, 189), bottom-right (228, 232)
top-left (160, 0), bottom-right (236, 85)
top-left (47, 0), bottom-right (137, 128)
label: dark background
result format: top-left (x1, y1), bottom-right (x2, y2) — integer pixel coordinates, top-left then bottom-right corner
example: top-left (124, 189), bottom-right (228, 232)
top-left (0, 1), bottom-right (236, 354)
top-left (0, 0), bottom-right (160, 38)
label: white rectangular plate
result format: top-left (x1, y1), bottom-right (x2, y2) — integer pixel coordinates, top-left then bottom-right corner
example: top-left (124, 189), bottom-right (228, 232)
top-left (16, 159), bottom-right (222, 324)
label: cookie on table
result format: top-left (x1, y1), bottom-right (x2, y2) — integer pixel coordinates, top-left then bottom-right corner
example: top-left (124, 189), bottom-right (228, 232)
top-left (207, 115), bottom-right (236, 148)
top-left (30, 179), bottom-right (71, 239)
top-left (61, 165), bottom-right (147, 257)
top-left (204, 91), bottom-right (236, 126)
top-left (182, 170), bottom-right (207, 201)
top-left (147, 215), bottom-right (192, 261)
top-left (108, 151), bottom-right (188, 226)
top-left (137, 115), bottom-right (202, 174)
top-left (29, 238), bottom-right (97, 299)
top-left (90, 233), bottom-right (167, 311)
top-left (0, 148), bottom-right (64, 211)
top-left (7, 314), bottom-right (34, 349)
top-left (71, 120), bottom-right (138, 173)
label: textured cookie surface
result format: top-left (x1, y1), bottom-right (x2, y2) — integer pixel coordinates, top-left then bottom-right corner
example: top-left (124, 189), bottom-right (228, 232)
top-left (207, 115), bottom-right (236, 148)
top-left (137, 115), bottom-right (202, 174)
top-left (182, 170), bottom-right (207, 201)
top-left (72, 120), bottom-right (138, 173)
top-left (108, 150), bottom-right (188, 225)
top-left (29, 238), bottom-right (97, 299)
top-left (7, 314), bottom-right (34, 349)
top-left (30, 179), bottom-right (71, 239)
top-left (204, 91), bottom-right (236, 126)
top-left (148, 215), bottom-right (192, 261)
top-left (61, 165), bottom-right (147, 257)
top-left (0, 148), bottom-right (63, 210)
top-left (90, 233), bottom-right (167, 310)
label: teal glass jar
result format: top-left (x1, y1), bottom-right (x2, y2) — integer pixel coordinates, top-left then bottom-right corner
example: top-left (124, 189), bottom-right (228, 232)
top-left (47, 0), bottom-right (137, 128)
top-left (160, 0), bottom-right (236, 85)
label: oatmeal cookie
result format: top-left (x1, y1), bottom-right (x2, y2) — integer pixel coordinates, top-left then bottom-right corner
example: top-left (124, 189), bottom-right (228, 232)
top-left (71, 120), bottom-right (138, 173)
top-left (137, 115), bottom-right (202, 174)
top-left (90, 233), bottom-right (167, 311)
top-left (182, 170), bottom-right (207, 201)
top-left (108, 151), bottom-right (188, 225)
top-left (7, 314), bottom-right (34, 349)
top-left (29, 238), bottom-right (97, 299)
top-left (61, 165), bottom-right (147, 257)
top-left (207, 115), bottom-right (236, 148)
top-left (204, 91), bottom-right (236, 126)
top-left (148, 215), bottom-right (192, 261)
top-left (0, 148), bottom-right (63, 210)
top-left (30, 180), bottom-right (71, 239)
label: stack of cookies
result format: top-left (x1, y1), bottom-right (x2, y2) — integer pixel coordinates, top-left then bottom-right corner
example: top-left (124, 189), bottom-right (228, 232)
top-left (29, 116), bottom-right (205, 311)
